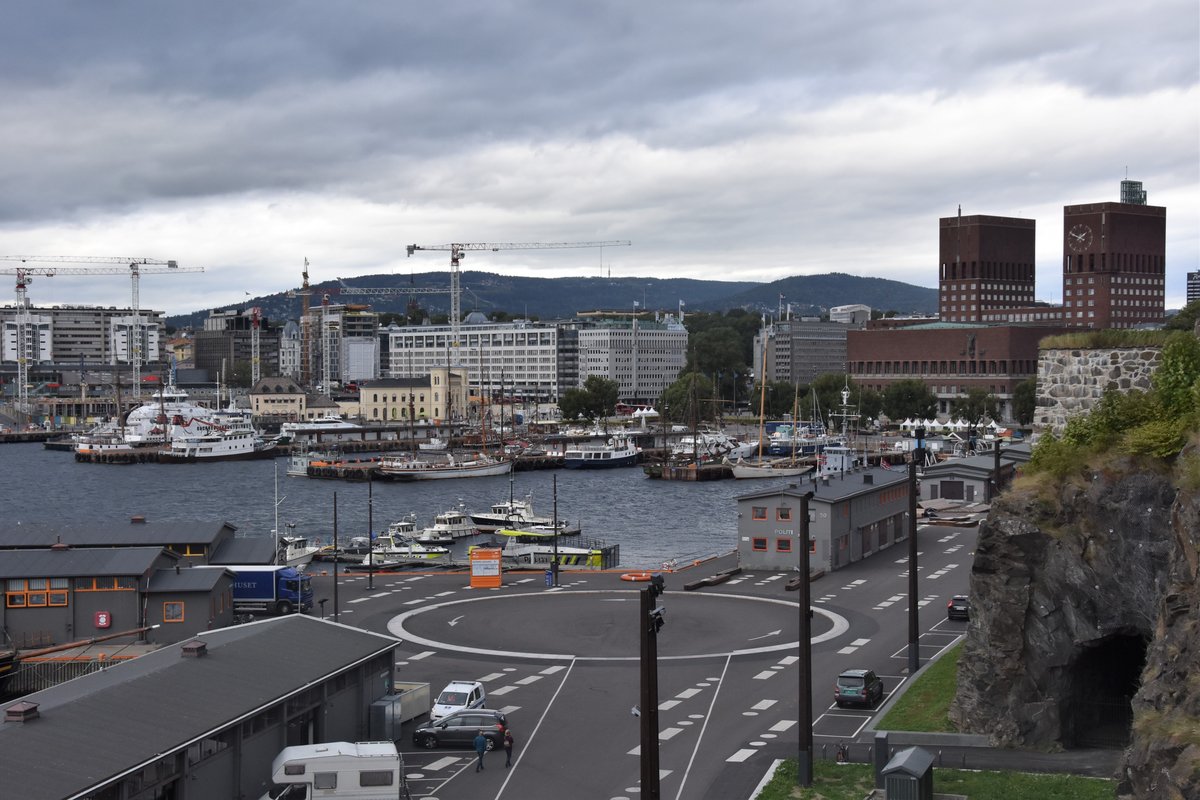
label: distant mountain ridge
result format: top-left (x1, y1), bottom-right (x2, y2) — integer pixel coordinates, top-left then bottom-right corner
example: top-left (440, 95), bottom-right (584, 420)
top-left (166, 271), bottom-right (938, 328)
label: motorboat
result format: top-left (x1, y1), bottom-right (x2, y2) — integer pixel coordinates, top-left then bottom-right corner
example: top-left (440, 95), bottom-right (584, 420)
top-left (414, 506), bottom-right (479, 545)
top-left (418, 435), bottom-right (449, 452)
top-left (727, 457), bottom-right (813, 480)
top-left (671, 430), bottom-right (757, 462)
top-left (562, 434), bottom-right (639, 469)
top-left (482, 532), bottom-right (605, 569)
top-left (277, 534), bottom-right (322, 569)
top-left (469, 477), bottom-right (556, 531)
top-left (370, 531), bottom-right (450, 560)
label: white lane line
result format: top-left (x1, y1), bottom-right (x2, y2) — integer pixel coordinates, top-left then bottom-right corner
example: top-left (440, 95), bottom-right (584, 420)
top-left (404, 576), bottom-right (427, 582)
top-left (425, 756), bottom-right (460, 771)
top-left (516, 675), bottom-right (542, 685)
top-left (409, 651), bottom-right (434, 661)
top-left (727, 748), bottom-right (757, 763)
top-left (659, 727), bottom-right (684, 741)
top-left (769, 720), bottom-right (796, 733)
top-left (629, 745), bottom-right (641, 755)
top-left (347, 597), bottom-right (370, 604)
top-left (751, 699), bottom-right (777, 711)
top-left (489, 685), bottom-right (518, 696)
top-left (676, 688), bottom-right (701, 699)
top-left (837, 646), bottom-right (858, 655)
top-left (752, 670), bottom-right (777, 680)
top-left (851, 638), bottom-right (870, 646)
top-left (778, 656), bottom-right (799, 666)
top-left (659, 700), bottom-right (681, 711)
top-left (478, 672), bottom-right (505, 682)
top-left (674, 654), bottom-right (731, 800)
top-left (497, 705), bottom-right (521, 715)
top-left (492, 658), bottom-right (577, 797)
top-left (434, 591), bottom-right (456, 597)
top-left (540, 665), bottom-right (566, 675)
top-left (402, 598), bottom-right (424, 606)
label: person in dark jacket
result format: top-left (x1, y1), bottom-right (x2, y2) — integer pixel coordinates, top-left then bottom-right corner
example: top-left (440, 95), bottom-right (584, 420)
top-left (504, 729), bottom-right (515, 767)
top-left (474, 730), bottom-right (488, 771)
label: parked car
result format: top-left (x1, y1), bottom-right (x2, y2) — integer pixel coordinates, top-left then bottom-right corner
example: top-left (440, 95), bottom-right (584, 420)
top-left (430, 679), bottom-right (486, 721)
top-left (834, 669), bottom-right (884, 708)
top-left (413, 709), bottom-right (507, 750)
top-left (947, 595), bottom-right (970, 621)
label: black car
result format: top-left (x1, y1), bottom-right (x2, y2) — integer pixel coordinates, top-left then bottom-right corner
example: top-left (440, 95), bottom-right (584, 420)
top-left (947, 595), bottom-right (970, 621)
top-left (414, 709), bottom-right (507, 750)
top-left (834, 669), bottom-right (884, 708)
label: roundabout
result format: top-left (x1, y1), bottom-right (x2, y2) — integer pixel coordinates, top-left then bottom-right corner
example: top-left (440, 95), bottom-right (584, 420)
top-left (386, 589), bottom-right (850, 661)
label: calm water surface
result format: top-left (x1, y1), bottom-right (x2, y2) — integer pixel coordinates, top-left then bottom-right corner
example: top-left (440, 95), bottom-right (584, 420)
top-left (1, 444), bottom-right (798, 567)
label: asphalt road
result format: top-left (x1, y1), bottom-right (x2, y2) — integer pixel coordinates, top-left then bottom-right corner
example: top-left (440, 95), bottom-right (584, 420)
top-left (306, 520), bottom-right (976, 800)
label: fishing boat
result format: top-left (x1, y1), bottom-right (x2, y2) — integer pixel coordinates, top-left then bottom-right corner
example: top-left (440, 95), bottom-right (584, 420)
top-left (277, 534), bottom-right (322, 569)
top-left (562, 433), bottom-right (640, 469)
top-left (469, 475), bottom-right (554, 531)
top-left (727, 457), bottom-right (813, 479)
top-left (376, 451), bottom-right (512, 481)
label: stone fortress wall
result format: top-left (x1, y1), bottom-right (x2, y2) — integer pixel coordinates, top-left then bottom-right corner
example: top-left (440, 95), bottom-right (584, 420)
top-left (1034, 347), bottom-right (1163, 435)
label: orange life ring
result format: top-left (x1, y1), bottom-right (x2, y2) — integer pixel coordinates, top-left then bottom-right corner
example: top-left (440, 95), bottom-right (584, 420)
top-left (621, 571), bottom-right (654, 582)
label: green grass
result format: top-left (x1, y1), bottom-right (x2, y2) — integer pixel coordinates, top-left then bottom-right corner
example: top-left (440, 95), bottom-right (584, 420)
top-left (754, 760), bottom-right (1115, 800)
top-left (875, 641), bottom-right (962, 732)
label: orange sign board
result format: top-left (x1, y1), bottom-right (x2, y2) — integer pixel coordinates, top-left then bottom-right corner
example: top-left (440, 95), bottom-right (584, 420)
top-left (469, 548), bottom-right (503, 589)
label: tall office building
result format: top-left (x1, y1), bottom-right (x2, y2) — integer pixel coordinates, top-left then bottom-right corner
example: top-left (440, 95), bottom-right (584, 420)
top-left (1187, 271), bottom-right (1200, 305)
top-left (938, 213), bottom-right (1037, 323)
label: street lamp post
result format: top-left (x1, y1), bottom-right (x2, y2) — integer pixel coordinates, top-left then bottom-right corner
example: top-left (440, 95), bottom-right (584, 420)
top-left (797, 491), bottom-right (815, 787)
top-left (907, 427), bottom-right (925, 674)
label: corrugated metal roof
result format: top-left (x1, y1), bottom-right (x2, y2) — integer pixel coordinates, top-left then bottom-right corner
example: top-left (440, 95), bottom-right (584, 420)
top-left (0, 547), bottom-right (170, 579)
top-left (146, 566), bottom-right (231, 592)
top-left (0, 521), bottom-right (237, 550)
top-left (211, 535), bottom-right (276, 565)
top-left (0, 616), bottom-right (400, 800)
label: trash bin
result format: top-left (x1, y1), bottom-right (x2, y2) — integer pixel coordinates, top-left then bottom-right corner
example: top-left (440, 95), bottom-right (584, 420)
top-left (545, 569), bottom-right (554, 587)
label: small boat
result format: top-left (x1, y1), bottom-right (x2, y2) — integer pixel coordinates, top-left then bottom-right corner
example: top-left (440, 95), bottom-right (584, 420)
top-left (370, 531), bottom-right (450, 560)
top-left (562, 434), bottom-right (640, 469)
top-left (414, 506), bottom-right (479, 544)
top-left (470, 476), bottom-right (555, 531)
top-left (475, 533), bottom-right (605, 569)
top-left (376, 452), bottom-right (512, 481)
top-left (418, 435), bottom-right (449, 452)
top-left (727, 457), bottom-right (813, 480)
top-left (277, 534), bottom-right (322, 569)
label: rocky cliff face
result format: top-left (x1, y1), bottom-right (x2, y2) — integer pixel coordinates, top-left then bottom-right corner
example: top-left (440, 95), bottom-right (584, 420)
top-left (949, 451), bottom-right (1199, 799)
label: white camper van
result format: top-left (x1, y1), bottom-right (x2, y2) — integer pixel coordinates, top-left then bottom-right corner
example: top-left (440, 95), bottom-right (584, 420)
top-left (262, 741), bottom-right (407, 800)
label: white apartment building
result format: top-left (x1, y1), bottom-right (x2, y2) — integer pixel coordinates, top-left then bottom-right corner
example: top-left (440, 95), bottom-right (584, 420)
top-left (302, 303), bottom-right (379, 389)
top-left (1, 313), bottom-right (53, 365)
top-left (577, 316), bottom-right (688, 404)
top-left (381, 318), bottom-right (561, 402)
top-left (278, 320), bottom-right (301, 379)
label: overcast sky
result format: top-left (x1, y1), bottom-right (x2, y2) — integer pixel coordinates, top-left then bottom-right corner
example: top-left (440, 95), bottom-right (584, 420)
top-left (1, 1), bottom-right (1196, 315)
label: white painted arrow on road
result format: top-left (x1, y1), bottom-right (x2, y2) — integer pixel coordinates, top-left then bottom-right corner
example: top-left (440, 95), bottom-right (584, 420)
top-left (748, 629), bottom-right (782, 641)
top-left (448, 615), bottom-right (464, 627)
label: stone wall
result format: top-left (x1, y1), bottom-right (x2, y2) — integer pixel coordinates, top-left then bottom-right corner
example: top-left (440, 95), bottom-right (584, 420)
top-left (1034, 347), bottom-right (1162, 435)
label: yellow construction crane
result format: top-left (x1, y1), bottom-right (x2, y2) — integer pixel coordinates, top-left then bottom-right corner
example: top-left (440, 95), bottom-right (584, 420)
top-left (0, 256), bottom-right (203, 413)
top-left (403, 241), bottom-right (631, 362)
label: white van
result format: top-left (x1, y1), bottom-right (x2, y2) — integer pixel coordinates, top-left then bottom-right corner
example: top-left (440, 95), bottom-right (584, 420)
top-left (430, 680), bottom-right (486, 722)
top-left (262, 741), bottom-right (404, 800)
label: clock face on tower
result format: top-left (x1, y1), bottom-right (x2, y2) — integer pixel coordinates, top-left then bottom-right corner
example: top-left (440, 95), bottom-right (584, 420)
top-left (1068, 223), bottom-right (1094, 253)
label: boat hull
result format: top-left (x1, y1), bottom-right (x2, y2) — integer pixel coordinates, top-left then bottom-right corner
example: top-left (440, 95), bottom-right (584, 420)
top-left (377, 458), bottom-right (512, 480)
top-left (158, 444), bottom-right (278, 464)
top-left (562, 452), bottom-right (638, 469)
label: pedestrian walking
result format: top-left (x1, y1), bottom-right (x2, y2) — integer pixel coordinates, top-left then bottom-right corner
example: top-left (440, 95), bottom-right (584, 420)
top-left (474, 730), bottom-right (488, 772)
top-left (504, 729), bottom-right (515, 767)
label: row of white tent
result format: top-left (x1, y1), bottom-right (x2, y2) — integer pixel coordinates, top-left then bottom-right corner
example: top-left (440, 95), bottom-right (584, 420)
top-left (896, 418), bottom-right (1001, 432)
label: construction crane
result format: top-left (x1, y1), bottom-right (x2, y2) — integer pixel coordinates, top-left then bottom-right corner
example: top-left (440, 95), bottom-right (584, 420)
top-left (285, 259), bottom-right (315, 386)
top-left (404, 241), bottom-right (631, 363)
top-left (248, 306), bottom-right (263, 386)
top-left (0, 256), bottom-right (203, 414)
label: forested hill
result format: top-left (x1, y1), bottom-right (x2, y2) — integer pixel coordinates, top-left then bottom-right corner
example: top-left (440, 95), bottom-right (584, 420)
top-left (166, 271), bottom-right (937, 328)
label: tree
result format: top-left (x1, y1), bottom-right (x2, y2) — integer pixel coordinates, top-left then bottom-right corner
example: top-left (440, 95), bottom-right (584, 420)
top-left (1165, 300), bottom-right (1200, 332)
top-left (558, 376), bottom-right (620, 424)
top-left (661, 372), bottom-right (717, 424)
top-left (951, 387), bottom-right (999, 427)
top-left (881, 379), bottom-right (938, 422)
top-left (1012, 377), bottom-right (1037, 427)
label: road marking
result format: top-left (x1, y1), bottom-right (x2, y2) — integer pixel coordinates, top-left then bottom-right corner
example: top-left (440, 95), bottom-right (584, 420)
top-left (778, 656), bottom-right (799, 666)
top-left (752, 670), bottom-right (776, 680)
top-left (404, 576), bottom-right (426, 582)
top-left (837, 646), bottom-right (858, 654)
top-left (435, 591), bottom-right (456, 597)
top-left (769, 720), bottom-right (796, 732)
top-left (727, 748), bottom-right (757, 762)
top-left (540, 665), bottom-right (566, 675)
top-left (425, 756), bottom-right (460, 771)
top-left (347, 597), bottom-right (370, 604)
top-left (628, 745), bottom-right (640, 755)
top-left (516, 675), bottom-right (542, 685)
top-left (402, 598), bottom-right (424, 606)
top-left (448, 615), bottom-right (463, 626)
top-left (409, 651), bottom-right (434, 661)
top-left (748, 629), bottom-right (782, 641)
top-left (852, 638), bottom-right (870, 646)
top-left (478, 672), bottom-right (505, 682)
top-left (751, 699), bottom-right (777, 711)
top-left (660, 727), bottom-right (684, 740)
top-left (659, 700), bottom-right (681, 711)
top-left (514, 578), bottom-right (535, 584)
top-left (497, 705), bottom-right (521, 714)
top-left (676, 688), bottom-right (701, 699)
top-left (490, 685), bottom-right (518, 696)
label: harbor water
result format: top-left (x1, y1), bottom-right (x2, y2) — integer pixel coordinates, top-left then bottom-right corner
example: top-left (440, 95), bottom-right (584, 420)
top-left (0, 444), bottom-right (801, 568)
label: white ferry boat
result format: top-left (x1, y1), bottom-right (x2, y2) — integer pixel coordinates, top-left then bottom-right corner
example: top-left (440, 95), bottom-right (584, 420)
top-left (562, 434), bottom-right (640, 469)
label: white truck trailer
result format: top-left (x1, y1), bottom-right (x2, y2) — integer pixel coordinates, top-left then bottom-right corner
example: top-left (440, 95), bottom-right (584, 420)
top-left (262, 741), bottom-right (408, 800)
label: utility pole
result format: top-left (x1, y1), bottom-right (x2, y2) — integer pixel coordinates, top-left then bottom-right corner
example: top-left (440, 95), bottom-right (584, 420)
top-left (907, 427), bottom-right (925, 675)
top-left (639, 574), bottom-right (666, 799)
top-left (797, 491), bottom-right (815, 787)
